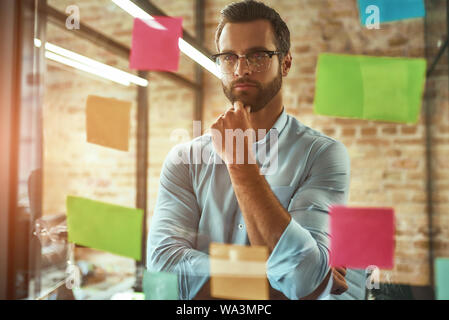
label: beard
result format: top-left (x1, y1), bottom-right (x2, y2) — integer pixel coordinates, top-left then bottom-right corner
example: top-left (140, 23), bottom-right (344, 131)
top-left (222, 67), bottom-right (282, 113)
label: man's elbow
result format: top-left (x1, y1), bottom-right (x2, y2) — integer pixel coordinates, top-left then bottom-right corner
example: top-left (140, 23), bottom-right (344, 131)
top-left (146, 244), bottom-right (174, 273)
top-left (272, 248), bottom-right (329, 299)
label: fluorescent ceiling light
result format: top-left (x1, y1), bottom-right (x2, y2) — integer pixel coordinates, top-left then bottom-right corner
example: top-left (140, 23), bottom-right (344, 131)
top-left (112, 0), bottom-right (166, 30)
top-left (111, 0), bottom-right (155, 21)
top-left (35, 38), bottom-right (148, 87)
top-left (45, 51), bottom-right (131, 86)
top-left (45, 42), bottom-right (148, 87)
top-left (178, 39), bottom-right (221, 78)
top-left (111, 0), bottom-right (221, 79)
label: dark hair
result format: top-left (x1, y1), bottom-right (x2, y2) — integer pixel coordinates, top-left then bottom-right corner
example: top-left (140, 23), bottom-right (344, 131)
top-left (215, 0), bottom-right (291, 57)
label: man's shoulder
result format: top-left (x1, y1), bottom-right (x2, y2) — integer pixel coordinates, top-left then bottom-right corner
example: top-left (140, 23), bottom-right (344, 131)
top-left (175, 133), bottom-right (213, 154)
top-left (285, 113), bottom-right (342, 149)
top-left (285, 114), bottom-right (350, 171)
top-left (164, 133), bottom-right (215, 167)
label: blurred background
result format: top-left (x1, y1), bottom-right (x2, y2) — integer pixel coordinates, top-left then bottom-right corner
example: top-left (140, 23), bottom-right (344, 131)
top-left (0, 0), bottom-right (448, 300)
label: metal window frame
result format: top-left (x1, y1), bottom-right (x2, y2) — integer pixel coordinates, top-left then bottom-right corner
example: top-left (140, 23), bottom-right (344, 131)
top-left (423, 0), bottom-right (449, 289)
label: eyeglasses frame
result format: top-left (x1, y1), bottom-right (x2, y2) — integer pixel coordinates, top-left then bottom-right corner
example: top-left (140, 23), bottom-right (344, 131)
top-left (211, 50), bottom-right (283, 74)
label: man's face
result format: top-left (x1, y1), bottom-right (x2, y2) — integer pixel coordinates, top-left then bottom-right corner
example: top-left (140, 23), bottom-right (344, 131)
top-left (218, 20), bottom-right (284, 112)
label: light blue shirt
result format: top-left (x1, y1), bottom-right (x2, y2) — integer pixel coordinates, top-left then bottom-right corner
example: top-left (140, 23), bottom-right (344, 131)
top-left (147, 108), bottom-right (351, 300)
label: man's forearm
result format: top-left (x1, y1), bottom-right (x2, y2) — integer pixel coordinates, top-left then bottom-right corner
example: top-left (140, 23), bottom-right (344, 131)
top-left (227, 163), bottom-right (342, 299)
top-left (227, 163), bottom-right (291, 252)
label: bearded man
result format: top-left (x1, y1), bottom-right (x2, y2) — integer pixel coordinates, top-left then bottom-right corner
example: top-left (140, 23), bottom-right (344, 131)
top-left (147, 0), bottom-right (352, 300)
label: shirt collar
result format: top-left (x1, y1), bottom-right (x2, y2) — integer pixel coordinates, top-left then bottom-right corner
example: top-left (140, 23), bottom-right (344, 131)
top-left (271, 107), bottom-right (288, 133)
top-left (254, 107), bottom-right (288, 145)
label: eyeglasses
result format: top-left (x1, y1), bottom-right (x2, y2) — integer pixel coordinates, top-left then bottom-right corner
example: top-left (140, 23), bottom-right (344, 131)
top-left (211, 50), bottom-right (282, 74)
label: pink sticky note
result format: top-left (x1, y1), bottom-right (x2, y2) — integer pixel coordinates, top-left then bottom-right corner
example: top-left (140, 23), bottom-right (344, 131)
top-left (330, 206), bottom-right (395, 269)
top-left (130, 17), bottom-right (183, 72)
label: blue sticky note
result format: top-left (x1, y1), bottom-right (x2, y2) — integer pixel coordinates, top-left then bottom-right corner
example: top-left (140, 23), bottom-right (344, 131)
top-left (143, 271), bottom-right (178, 300)
top-left (358, 0), bottom-right (425, 26)
top-left (435, 258), bottom-right (449, 300)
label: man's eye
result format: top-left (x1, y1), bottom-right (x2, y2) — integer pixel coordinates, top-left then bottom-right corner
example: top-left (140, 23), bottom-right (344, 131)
top-left (223, 54), bottom-right (236, 62)
top-left (248, 52), bottom-right (267, 62)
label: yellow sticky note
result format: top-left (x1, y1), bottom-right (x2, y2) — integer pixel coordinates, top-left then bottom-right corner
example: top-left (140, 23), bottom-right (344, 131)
top-left (86, 95), bottom-right (132, 151)
top-left (209, 243), bottom-right (269, 300)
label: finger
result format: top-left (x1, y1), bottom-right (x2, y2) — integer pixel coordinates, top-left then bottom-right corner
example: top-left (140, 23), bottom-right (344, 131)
top-left (233, 101), bottom-right (244, 112)
top-left (331, 275), bottom-right (348, 295)
top-left (334, 267), bottom-right (347, 277)
top-left (336, 281), bottom-right (349, 294)
top-left (331, 286), bottom-right (348, 295)
top-left (215, 113), bottom-right (224, 122)
top-left (333, 268), bottom-right (346, 279)
top-left (333, 272), bottom-right (345, 284)
top-left (245, 106), bottom-right (251, 114)
top-left (331, 282), bottom-right (348, 295)
top-left (332, 272), bottom-right (348, 288)
top-left (331, 266), bottom-right (347, 276)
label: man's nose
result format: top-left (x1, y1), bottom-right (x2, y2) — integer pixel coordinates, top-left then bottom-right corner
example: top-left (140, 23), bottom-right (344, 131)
top-left (233, 57), bottom-right (251, 77)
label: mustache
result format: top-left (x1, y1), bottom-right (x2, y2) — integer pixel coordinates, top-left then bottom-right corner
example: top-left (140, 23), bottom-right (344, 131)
top-left (231, 79), bottom-right (261, 88)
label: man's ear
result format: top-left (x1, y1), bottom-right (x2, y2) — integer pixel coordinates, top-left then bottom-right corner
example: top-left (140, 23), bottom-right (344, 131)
top-left (281, 51), bottom-right (292, 77)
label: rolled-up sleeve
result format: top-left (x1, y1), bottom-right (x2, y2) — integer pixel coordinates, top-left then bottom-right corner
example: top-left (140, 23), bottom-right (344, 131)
top-left (147, 144), bottom-right (209, 300)
top-left (267, 140), bottom-right (350, 299)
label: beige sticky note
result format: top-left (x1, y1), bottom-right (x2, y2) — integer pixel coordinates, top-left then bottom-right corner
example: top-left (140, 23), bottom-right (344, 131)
top-left (86, 95), bottom-right (132, 151)
top-left (210, 243), bottom-right (269, 300)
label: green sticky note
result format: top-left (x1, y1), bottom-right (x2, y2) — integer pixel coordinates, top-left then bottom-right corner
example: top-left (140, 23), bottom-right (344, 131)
top-left (435, 258), bottom-right (449, 300)
top-left (314, 53), bottom-right (427, 124)
top-left (66, 196), bottom-right (143, 261)
top-left (143, 271), bottom-right (178, 300)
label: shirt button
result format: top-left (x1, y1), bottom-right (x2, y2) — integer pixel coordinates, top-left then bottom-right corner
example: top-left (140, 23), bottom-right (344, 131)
top-left (238, 224), bottom-right (244, 230)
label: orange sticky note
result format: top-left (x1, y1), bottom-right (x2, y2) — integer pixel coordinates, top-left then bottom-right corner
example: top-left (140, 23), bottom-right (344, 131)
top-left (209, 243), bottom-right (269, 300)
top-left (86, 95), bottom-right (132, 151)
top-left (330, 206), bottom-right (395, 269)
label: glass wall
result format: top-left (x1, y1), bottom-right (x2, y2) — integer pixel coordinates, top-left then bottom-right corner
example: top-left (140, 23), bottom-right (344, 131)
top-left (3, 0), bottom-right (449, 301)
top-left (7, 0), bottom-right (199, 300)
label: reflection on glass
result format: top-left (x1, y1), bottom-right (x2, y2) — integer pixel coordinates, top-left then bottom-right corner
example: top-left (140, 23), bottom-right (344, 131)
top-left (37, 17), bottom-right (139, 299)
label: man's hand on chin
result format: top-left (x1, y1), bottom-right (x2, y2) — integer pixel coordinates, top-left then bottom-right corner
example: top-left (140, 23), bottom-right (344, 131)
top-left (210, 101), bottom-right (256, 166)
